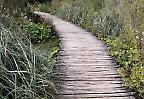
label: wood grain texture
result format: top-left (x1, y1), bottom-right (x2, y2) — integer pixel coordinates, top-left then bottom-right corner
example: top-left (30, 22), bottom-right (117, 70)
top-left (35, 12), bottom-right (135, 99)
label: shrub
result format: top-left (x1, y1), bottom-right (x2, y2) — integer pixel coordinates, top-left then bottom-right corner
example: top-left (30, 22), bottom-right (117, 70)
top-left (22, 21), bottom-right (56, 43)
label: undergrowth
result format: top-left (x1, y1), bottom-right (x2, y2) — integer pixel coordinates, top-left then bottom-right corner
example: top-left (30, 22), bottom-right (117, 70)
top-left (22, 21), bottom-right (56, 43)
top-left (0, 22), bottom-right (57, 98)
top-left (0, 0), bottom-right (59, 98)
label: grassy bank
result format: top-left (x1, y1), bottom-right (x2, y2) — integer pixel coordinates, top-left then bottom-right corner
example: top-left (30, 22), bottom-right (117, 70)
top-left (0, 0), bottom-right (59, 98)
top-left (36, 0), bottom-right (144, 98)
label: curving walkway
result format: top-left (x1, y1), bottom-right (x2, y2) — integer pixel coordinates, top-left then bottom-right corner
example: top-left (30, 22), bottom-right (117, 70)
top-left (35, 12), bottom-right (135, 99)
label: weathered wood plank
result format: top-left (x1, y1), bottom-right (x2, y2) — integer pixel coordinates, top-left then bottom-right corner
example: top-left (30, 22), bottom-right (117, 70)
top-left (35, 12), bottom-right (135, 99)
top-left (57, 95), bottom-right (134, 99)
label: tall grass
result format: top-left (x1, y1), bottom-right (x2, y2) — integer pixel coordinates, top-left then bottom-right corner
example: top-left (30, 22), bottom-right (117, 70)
top-left (0, 0), bottom-right (59, 98)
top-left (37, 0), bottom-right (144, 98)
top-left (0, 22), bottom-right (56, 98)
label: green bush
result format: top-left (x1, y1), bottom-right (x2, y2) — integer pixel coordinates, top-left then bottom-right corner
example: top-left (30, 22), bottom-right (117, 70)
top-left (106, 26), bottom-right (138, 71)
top-left (22, 21), bottom-right (56, 43)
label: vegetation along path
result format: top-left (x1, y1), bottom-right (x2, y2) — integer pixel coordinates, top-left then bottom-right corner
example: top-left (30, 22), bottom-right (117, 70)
top-left (35, 12), bottom-right (135, 99)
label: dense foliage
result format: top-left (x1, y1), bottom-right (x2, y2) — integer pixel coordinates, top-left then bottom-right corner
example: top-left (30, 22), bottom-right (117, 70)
top-left (0, 0), bottom-right (59, 98)
top-left (22, 21), bottom-right (56, 43)
top-left (37, 0), bottom-right (144, 98)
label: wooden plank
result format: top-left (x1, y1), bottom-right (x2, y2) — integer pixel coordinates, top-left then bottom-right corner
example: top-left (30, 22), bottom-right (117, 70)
top-left (57, 95), bottom-right (134, 99)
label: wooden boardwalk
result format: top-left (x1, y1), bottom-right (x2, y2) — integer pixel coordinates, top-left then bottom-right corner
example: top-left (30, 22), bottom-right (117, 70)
top-left (35, 12), bottom-right (135, 99)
